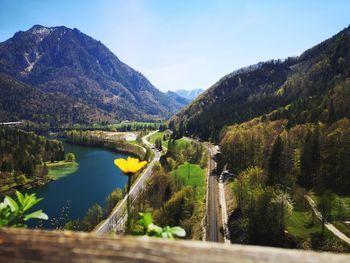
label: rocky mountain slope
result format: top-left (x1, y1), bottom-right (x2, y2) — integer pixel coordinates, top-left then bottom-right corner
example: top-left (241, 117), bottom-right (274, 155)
top-left (0, 25), bottom-right (187, 125)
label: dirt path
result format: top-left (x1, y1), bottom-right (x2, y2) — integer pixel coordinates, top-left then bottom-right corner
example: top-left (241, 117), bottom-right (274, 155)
top-left (305, 195), bottom-right (350, 245)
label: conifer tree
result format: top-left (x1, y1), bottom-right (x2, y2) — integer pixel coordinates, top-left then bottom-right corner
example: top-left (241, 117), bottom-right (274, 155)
top-left (268, 135), bottom-right (284, 185)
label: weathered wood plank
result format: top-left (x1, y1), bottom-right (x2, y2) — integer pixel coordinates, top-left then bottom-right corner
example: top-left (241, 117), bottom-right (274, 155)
top-left (0, 228), bottom-right (349, 262)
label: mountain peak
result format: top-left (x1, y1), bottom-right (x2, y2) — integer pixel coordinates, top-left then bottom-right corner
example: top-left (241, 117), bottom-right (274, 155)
top-left (29, 24), bottom-right (46, 30)
top-left (23, 24), bottom-right (59, 44)
top-left (29, 24), bottom-right (55, 34)
top-left (27, 25), bottom-right (76, 37)
top-left (0, 24), bottom-right (187, 122)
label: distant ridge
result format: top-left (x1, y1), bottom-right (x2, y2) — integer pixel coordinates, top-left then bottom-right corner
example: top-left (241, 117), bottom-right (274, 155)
top-left (173, 89), bottom-right (204, 102)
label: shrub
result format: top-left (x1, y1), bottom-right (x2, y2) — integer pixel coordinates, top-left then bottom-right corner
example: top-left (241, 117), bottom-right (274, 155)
top-left (65, 152), bottom-right (76, 162)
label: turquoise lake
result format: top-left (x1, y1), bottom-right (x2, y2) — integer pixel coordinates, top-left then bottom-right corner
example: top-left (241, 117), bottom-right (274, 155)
top-left (27, 141), bottom-right (128, 229)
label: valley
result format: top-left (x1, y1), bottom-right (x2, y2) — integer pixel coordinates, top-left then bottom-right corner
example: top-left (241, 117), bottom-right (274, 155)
top-left (1, 13), bottom-right (350, 261)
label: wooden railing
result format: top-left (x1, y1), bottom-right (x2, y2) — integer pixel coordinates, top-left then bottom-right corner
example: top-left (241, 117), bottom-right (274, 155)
top-left (0, 228), bottom-right (349, 262)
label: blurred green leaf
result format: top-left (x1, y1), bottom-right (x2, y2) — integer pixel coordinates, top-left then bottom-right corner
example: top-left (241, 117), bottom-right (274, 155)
top-left (169, 226), bottom-right (186, 237)
top-left (15, 191), bottom-right (24, 206)
top-left (0, 191), bottom-right (47, 228)
top-left (4, 196), bottom-right (18, 212)
top-left (24, 210), bottom-right (48, 221)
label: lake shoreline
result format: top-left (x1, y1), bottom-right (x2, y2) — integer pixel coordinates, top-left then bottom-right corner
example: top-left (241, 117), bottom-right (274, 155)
top-left (0, 160), bottom-right (79, 197)
top-left (62, 129), bottom-right (150, 158)
top-left (0, 135), bottom-right (140, 199)
top-left (46, 160), bottom-right (79, 179)
top-left (0, 175), bottom-right (54, 197)
top-left (26, 140), bottom-right (130, 229)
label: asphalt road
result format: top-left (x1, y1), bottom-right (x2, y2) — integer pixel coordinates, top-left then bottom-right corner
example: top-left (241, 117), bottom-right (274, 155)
top-left (94, 130), bottom-right (160, 234)
top-left (205, 143), bottom-right (223, 242)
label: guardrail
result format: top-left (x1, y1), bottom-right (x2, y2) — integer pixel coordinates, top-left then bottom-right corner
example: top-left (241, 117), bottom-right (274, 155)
top-left (1, 227), bottom-right (349, 263)
top-left (94, 131), bottom-right (160, 234)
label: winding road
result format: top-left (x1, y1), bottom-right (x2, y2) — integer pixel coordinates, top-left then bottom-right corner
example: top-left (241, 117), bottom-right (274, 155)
top-left (95, 132), bottom-right (225, 240)
top-left (94, 130), bottom-right (160, 234)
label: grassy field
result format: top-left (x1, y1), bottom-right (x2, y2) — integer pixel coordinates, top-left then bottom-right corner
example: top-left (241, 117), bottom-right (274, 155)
top-left (108, 122), bottom-right (161, 131)
top-left (170, 161), bottom-right (206, 239)
top-left (174, 138), bottom-right (191, 148)
top-left (333, 221), bottom-right (350, 238)
top-left (286, 208), bottom-right (332, 239)
top-left (229, 178), bottom-right (329, 240)
top-left (148, 131), bottom-right (168, 145)
top-left (46, 161), bottom-right (78, 178)
top-left (286, 207), bottom-right (350, 252)
top-left (311, 194), bottom-right (350, 220)
top-left (230, 180), bottom-right (329, 240)
top-left (310, 194), bottom-right (350, 237)
top-left (171, 162), bottom-right (206, 201)
top-left (148, 131), bottom-right (190, 148)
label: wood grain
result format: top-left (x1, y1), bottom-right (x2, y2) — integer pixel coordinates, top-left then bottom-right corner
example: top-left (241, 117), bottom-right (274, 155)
top-left (0, 227), bottom-right (349, 262)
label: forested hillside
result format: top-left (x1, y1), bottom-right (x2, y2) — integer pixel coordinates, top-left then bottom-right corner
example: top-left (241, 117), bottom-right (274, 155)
top-left (0, 127), bottom-right (65, 194)
top-left (221, 118), bottom-right (350, 194)
top-left (219, 117), bottom-right (350, 251)
top-left (0, 73), bottom-right (114, 125)
top-left (168, 25), bottom-right (350, 251)
top-left (169, 26), bottom-right (350, 141)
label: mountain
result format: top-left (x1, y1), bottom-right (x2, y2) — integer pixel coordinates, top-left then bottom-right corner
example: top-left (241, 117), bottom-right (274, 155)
top-left (0, 25), bottom-right (187, 125)
top-left (166, 91), bottom-right (190, 105)
top-left (173, 89), bottom-right (203, 102)
top-left (169, 26), bottom-right (350, 140)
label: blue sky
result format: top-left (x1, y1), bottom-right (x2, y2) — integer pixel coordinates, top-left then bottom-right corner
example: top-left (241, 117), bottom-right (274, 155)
top-left (0, 0), bottom-right (349, 91)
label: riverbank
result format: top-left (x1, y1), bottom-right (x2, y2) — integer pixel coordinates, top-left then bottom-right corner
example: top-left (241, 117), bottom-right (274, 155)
top-left (0, 161), bottom-right (77, 196)
top-left (0, 126), bottom-right (66, 196)
top-left (0, 172), bottom-right (54, 196)
top-left (65, 130), bottom-right (146, 160)
top-left (46, 161), bottom-right (78, 179)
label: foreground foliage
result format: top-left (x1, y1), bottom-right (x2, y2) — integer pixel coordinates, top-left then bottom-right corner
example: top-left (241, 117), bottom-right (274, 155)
top-left (0, 191), bottom-right (48, 227)
top-left (133, 212), bottom-right (186, 239)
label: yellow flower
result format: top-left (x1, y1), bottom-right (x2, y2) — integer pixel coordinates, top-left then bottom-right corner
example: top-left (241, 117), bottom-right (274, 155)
top-left (114, 157), bottom-right (147, 175)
